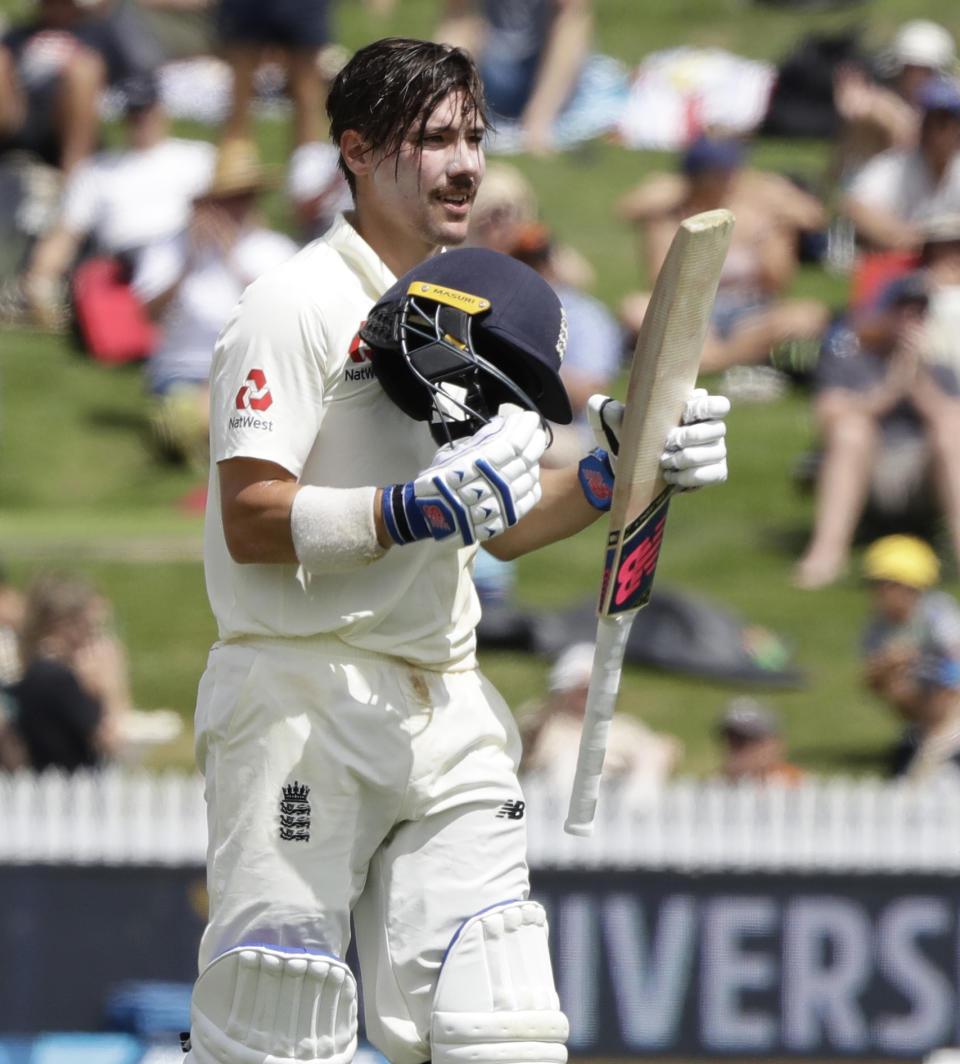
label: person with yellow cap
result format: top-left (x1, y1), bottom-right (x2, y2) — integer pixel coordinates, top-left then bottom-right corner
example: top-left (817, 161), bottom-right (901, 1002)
top-left (861, 534), bottom-right (960, 717)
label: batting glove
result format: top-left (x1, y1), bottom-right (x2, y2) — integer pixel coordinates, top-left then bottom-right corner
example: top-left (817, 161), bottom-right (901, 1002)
top-left (660, 387), bottom-right (730, 489)
top-left (578, 389), bottom-right (729, 509)
top-left (381, 410), bottom-right (547, 547)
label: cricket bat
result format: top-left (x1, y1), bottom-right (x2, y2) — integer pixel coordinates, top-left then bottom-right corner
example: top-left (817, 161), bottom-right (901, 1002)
top-left (563, 207), bottom-right (735, 836)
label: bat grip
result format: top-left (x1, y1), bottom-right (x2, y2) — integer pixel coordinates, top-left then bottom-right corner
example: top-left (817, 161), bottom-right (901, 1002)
top-left (563, 612), bottom-right (636, 836)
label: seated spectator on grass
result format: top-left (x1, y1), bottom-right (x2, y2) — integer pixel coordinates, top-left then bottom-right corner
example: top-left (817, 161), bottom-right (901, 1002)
top-left (716, 697), bottom-right (805, 785)
top-left (9, 571), bottom-right (132, 772)
top-left (618, 133), bottom-right (830, 376)
top-left (21, 71), bottom-right (215, 329)
top-left (0, 0), bottom-right (107, 177)
top-left (843, 78), bottom-right (960, 255)
top-left (434, 0), bottom-right (625, 156)
top-left (832, 19), bottom-right (958, 184)
top-left (510, 219), bottom-right (625, 465)
top-left (889, 651), bottom-right (960, 783)
top-left (519, 642), bottom-right (681, 807)
top-left (861, 534), bottom-right (960, 720)
top-left (133, 137), bottom-right (297, 472)
top-left (794, 272), bottom-right (960, 589)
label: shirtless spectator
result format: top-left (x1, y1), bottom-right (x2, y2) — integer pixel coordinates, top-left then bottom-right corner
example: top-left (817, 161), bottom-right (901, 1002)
top-left (618, 133), bottom-right (830, 374)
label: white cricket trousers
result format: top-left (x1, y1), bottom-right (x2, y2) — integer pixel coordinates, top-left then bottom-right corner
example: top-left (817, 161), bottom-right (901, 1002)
top-left (194, 635), bottom-right (533, 1064)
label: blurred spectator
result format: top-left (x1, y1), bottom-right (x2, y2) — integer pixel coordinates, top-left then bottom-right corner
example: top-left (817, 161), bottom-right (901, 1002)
top-left (861, 534), bottom-right (960, 719)
top-left (922, 212), bottom-right (960, 377)
top-left (717, 697), bottom-right (805, 784)
top-left (889, 651), bottom-right (960, 782)
top-left (833, 20), bottom-right (958, 184)
top-left (132, 136), bottom-right (297, 471)
top-left (135, 0), bottom-right (217, 62)
top-left (794, 272), bottom-right (960, 589)
top-left (0, 564), bottom-right (25, 687)
top-left (843, 78), bottom-right (960, 254)
top-left (0, 567), bottom-right (28, 770)
top-left (285, 137), bottom-right (351, 243)
top-left (9, 571), bottom-right (132, 771)
top-left (0, 0), bottom-right (107, 177)
top-left (467, 160), bottom-right (593, 289)
top-left (519, 642), bottom-right (681, 806)
top-left (434, 0), bottom-right (596, 156)
top-left (511, 219), bottom-right (624, 464)
top-left (618, 133), bottom-right (830, 375)
top-left (21, 71), bottom-right (215, 328)
top-left (467, 160), bottom-right (538, 254)
top-left (217, 0), bottom-right (335, 152)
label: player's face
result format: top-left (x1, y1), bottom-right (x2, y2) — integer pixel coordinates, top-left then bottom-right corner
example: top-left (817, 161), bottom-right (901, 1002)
top-left (371, 91), bottom-right (486, 254)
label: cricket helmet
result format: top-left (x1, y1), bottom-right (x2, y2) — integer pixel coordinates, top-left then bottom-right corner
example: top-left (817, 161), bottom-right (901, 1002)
top-left (360, 247), bottom-right (572, 443)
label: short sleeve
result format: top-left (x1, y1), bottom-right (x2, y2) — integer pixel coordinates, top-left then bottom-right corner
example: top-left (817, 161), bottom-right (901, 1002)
top-left (208, 262), bottom-right (328, 477)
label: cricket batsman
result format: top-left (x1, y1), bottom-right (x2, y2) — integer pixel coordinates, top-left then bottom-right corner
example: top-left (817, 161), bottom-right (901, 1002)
top-left (182, 36), bottom-right (729, 1064)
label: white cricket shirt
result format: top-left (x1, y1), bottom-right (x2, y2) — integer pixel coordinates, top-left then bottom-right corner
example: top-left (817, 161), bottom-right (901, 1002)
top-left (204, 214), bottom-right (482, 670)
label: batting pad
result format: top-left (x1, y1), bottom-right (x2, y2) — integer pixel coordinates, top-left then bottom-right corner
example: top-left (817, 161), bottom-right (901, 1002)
top-left (431, 901), bottom-right (569, 1064)
top-left (187, 945), bottom-right (358, 1064)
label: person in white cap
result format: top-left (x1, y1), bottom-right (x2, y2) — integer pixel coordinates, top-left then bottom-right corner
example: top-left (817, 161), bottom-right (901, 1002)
top-left (833, 19), bottom-right (958, 182)
top-left (518, 641), bottom-right (681, 805)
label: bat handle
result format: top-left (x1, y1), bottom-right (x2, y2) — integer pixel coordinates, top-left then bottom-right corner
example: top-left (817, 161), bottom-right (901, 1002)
top-left (563, 612), bottom-right (636, 837)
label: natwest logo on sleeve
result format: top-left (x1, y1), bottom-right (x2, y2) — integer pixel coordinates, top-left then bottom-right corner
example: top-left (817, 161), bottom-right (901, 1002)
top-left (235, 368), bottom-right (273, 411)
top-left (229, 368), bottom-right (275, 433)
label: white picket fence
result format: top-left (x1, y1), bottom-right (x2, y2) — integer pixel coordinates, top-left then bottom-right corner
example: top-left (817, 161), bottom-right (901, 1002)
top-left (2, 768), bottom-right (960, 871)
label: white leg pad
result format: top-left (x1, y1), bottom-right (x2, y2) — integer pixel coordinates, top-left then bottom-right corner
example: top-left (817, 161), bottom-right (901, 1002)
top-left (431, 901), bottom-right (569, 1064)
top-left (186, 945), bottom-right (358, 1064)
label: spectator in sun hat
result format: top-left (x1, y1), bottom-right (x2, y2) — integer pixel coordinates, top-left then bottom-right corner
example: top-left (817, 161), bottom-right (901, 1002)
top-left (844, 76), bottom-right (960, 253)
top-left (716, 697), bottom-right (805, 785)
top-left (889, 649), bottom-right (960, 782)
top-left (132, 136), bottom-right (297, 473)
top-left (860, 534), bottom-right (960, 719)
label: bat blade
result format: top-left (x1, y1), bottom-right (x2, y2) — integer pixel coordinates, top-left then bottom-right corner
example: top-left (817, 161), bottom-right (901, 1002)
top-left (564, 207), bottom-right (735, 837)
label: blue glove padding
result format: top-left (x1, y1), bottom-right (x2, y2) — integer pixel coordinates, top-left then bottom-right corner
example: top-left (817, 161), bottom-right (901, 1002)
top-left (577, 448), bottom-right (615, 511)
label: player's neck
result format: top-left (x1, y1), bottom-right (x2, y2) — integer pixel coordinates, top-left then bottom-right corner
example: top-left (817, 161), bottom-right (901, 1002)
top-left (349, 203), bottom-right (439, 279)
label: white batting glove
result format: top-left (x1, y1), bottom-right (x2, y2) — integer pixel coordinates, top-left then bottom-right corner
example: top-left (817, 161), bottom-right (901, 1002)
top-left (381, 410), bottom-right (547, 547)
top-left (660, 388), bottom-right (729, 489)
top-left (578, 390), bottom-right (729, 509)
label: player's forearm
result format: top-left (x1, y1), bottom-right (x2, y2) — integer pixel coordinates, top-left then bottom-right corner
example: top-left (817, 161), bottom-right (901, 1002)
top-left (483, 466), bottom-right (600, 560)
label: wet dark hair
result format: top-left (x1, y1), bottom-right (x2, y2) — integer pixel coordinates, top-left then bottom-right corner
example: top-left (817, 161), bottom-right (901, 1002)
top-left (327, 37), bottom-right (491, 196)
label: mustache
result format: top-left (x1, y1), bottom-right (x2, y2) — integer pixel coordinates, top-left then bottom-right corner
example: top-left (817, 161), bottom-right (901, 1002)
top-left (435, 179), bottom-right (477, 197)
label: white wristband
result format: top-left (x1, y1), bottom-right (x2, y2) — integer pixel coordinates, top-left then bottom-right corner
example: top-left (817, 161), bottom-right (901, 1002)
top-left (290, 484), bottom-right (386, 573)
